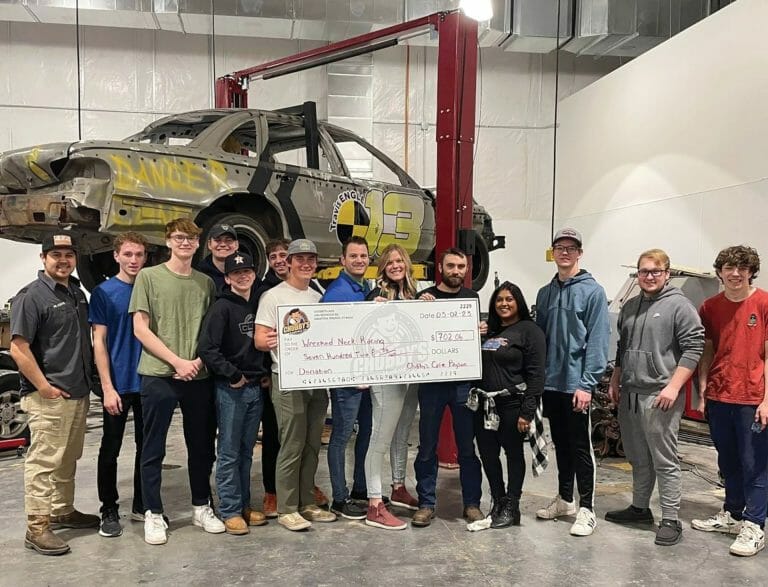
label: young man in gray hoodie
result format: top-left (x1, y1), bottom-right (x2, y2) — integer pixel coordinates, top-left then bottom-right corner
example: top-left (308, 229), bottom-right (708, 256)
top-left (606, 249), bottom-right (704, 546)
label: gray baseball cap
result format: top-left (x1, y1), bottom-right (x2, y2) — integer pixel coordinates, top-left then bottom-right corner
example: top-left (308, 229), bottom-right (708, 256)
top-left (552, 227), bottom-right (583, 247)
top-left (286, 239), bottom-right (318, 256)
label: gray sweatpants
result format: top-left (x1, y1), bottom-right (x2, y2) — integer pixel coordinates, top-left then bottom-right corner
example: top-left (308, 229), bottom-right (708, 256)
top-left (618, 390), bottom-right (685, 520)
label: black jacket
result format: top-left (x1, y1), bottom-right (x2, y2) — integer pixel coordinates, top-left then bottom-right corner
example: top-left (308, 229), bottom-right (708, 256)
top-left (198, 289), bottom-right (267, 384)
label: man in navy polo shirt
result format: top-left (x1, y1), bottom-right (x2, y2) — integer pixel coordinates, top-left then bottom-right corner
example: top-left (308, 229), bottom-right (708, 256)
top-left (322, 236), bottom-right (373, 519)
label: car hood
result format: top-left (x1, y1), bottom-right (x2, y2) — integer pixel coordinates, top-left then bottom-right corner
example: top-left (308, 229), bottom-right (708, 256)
top-left (0, 142), bottom-right (74, 193)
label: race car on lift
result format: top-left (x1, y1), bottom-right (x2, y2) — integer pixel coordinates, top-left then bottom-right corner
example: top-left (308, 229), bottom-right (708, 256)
top-left (0, 102), bottom-right (504, 291)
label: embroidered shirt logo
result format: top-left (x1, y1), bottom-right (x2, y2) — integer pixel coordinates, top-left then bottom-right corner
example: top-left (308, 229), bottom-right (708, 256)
top-left (748, 313), bottom-right (758, 328)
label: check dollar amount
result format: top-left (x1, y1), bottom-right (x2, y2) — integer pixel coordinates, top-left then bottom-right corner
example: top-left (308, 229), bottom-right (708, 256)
top-left (277, 299), bottom-right (482, 390)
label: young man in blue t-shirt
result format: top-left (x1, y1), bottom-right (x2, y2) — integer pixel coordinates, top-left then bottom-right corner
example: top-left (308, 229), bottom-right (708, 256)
top-left (89, 232), bottom-right (148, 538)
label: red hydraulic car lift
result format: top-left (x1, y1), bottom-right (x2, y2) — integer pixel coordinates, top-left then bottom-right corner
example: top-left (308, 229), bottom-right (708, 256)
top-left (215, 9), bottom-right (480, 467)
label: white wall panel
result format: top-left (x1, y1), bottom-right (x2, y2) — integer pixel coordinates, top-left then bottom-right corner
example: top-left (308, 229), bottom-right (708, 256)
top-left (8, 23), bottom-right (78, 109)
top-left (554, 0), bottom-right (768, 296)
top-left (80, 27), bottom-right (154, 112)
top-left (2, 242), bottom-right (42, 306)
top-left (81, 110), bottom-right (157, 141)
top-left (0, 22), bottom-right (10, 106)
top-left (7, 106), bottom-right (78, 148)
top-left (153, 31), bottom-right (212, 112)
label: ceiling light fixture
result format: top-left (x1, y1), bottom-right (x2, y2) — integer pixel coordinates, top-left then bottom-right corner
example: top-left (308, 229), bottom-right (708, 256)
top-left (459, 0), bottom-right (494, 22)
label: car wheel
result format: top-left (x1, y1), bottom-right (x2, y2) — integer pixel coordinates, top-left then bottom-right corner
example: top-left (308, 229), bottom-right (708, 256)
top-left (77, 251), bottom-right (118, 292)
top-left (0, 370), bottom-right (28, 441)
top-left (471, 232), bottom-right (490, 291)
top-left (200, 213), bottom-right (271, 278)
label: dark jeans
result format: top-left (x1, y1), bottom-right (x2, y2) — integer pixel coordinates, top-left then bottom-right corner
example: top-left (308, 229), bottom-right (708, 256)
top-left (140, 376), bottom-right (216, 514)
top-left (215, 381), bottom-right (263, 520)
top-left (474, 398), bottom-right (525, 501)
top-left (261, 387), bottom-right (279, 494)
top-left (414, 382), bottom-right (482, 508)
top-left (542, 390), bottom-right (596, 510)
top-left (707, 400), bottom-right (768, 527)
top-left (97, 393), bottom-right (144, 513)
top-left (327, 387), bottom-right (372, 502)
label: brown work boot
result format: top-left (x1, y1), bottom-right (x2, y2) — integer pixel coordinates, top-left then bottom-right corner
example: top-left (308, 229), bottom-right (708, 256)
top-left (463, 506), bottom-right (485, 523)
top-left (243, 507), bottom-right (268, 527)
top-left (25, 515), bottom-right (70, 556)
top-left (223, 516), bottom-right (249, 535)
top-left (411, 507), bottom-right (436, 527)
top-left (50, 509), bottom-right (100, 529)
top-left (263, 493), bottom-right (278, 519)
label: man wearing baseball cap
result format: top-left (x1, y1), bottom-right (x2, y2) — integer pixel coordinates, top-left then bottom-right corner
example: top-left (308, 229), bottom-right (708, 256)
top-left (534, 227), bottom-right (610, 537)
top-left (255, 239), bottom-right (337, 530)
top-left (197, 223), bottom-right (241, 291)
top-left (198, 251), bottom-right (270, 535)
top-left (10, 232), bottom-right (98, 555)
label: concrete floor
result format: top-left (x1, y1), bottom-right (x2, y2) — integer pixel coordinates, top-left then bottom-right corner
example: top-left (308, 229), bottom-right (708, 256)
top-left (0, 399), bottom-right (765, 587)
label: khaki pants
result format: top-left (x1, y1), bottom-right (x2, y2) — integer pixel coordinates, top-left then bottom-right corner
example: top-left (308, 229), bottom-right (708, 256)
top-left (270, 374), bottom-right (328, 514)
top-left (21, 393), bottom-right (89, 515)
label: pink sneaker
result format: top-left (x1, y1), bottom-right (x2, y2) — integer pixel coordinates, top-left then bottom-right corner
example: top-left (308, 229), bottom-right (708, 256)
top-left (390, 485), bottom-right (418, 511)
top-left (365, 502), bottom-right (406, 530)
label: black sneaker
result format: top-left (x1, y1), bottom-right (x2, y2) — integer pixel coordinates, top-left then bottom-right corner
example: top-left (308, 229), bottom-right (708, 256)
top-left (99, 508), bottom-right (123, 538)
top-left (655, 519), bottom-right (683, 546)
top-left (331, 499), bottom-right (368, 520)
top-left (349, 490), bottom-right (389, 506)
top-left (605, 505), bottom-right (654, 524)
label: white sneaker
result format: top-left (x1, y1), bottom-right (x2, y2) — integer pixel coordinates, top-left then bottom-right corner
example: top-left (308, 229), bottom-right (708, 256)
top-left (691, 509), bottom-right (742, 535)
top-left (193, 505), bottom-right (226, 534)
top-left (570, 507), bottom-right (597, 536)
top-left (536, 495), bottom-right (577, 519)
top-left (729, 520), bottom-right (765, 557)
top-left (144, 511), bottom-right (168, 545)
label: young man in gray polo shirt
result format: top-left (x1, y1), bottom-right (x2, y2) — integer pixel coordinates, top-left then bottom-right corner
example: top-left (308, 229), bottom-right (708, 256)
top-left (10, 233), bottom-right (99, 555)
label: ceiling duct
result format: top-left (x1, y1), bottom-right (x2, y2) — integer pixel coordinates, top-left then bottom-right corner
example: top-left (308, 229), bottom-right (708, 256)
top-left (0, 0), bottom-right (711, 56)
top-left (561, 0), bottom-right (710, 58)
top-left (498, 0), bottom-right (573, 54)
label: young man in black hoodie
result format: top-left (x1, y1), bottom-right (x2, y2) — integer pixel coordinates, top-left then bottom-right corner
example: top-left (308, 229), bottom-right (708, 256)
top-left (198, 251), bottom-right (270, 535)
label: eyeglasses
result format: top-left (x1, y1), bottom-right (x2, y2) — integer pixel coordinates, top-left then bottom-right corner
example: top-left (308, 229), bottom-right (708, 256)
top-left (553, 245), bottom-right (579, 254)
top-left (169, 234), bottom-right (200, 243)
top-left (637, 268), bottom-right (667, 278)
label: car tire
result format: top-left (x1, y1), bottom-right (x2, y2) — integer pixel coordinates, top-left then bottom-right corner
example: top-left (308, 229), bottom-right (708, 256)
top-left (471, 232), bottom-right (490, 291)
top-left (199, 213), bottom-right (271, 278)
top-left (77, 251), bottom-right (118, 292)
top-left (0, 370), bottom-right (29, 442)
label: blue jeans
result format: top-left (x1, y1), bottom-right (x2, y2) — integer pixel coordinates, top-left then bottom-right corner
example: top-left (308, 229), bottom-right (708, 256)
top-left (414, 382), bottom-right (482, 508)
top-left (707, 400), bottom-right (768, 527)
top-left (327, 387), bottom-right (372, 502)
top-left (215, 381), bottom-right (263, 520)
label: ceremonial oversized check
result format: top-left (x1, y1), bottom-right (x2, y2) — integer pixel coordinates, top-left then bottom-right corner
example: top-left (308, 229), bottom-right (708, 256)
top-left (276, 299), bottom-right (482, 390)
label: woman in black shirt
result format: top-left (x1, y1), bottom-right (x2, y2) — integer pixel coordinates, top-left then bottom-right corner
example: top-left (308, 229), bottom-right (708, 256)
top-left (476, 281), bottom-right (546, 528)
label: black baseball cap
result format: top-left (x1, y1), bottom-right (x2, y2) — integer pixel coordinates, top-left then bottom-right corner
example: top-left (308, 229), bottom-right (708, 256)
top-left (209, 224), bottom-right (238, 240)
top-left (41, 232), bottom-right (78, 253)
top-left (224, 251), bottom-right (255, 274)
